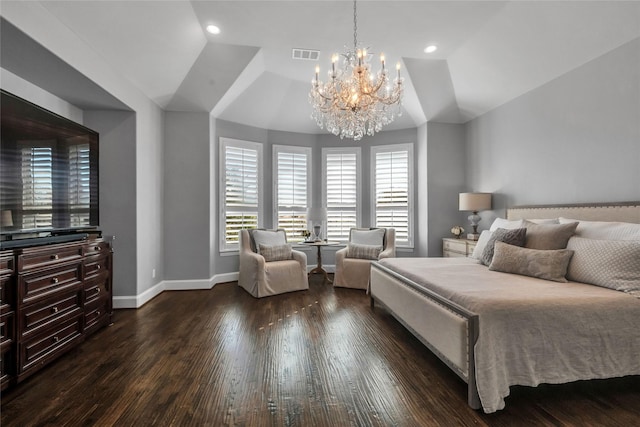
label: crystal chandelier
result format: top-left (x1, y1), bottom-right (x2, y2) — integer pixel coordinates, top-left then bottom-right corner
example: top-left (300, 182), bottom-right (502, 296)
top-left (309, 0), bottom-right (404, 141)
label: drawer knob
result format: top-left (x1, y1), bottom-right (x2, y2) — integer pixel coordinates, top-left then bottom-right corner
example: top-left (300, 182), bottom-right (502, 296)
top-left (51, 277), bottom-right (59, 284)
top-left (96, 311), bottom-right (101, 316)
top-left (95, 246), bottom-right (101, 251)
top-left (96, 264), bottom-right (101, 270)
top-left (52, 306), bottom-right (59, 313)
top-left (51, 254), bottom-right (59, 260)
top-left (53, 336), bottom-right (59, 342)
top-left (96, 288), bottom-right (101, 294)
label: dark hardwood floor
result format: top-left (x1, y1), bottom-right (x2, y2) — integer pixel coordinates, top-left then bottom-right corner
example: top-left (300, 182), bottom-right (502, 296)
top-left (2, 274), bottom-right (639, 426)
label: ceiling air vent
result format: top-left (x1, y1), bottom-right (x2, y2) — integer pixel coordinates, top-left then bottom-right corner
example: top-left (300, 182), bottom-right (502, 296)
top-left (292, 48), bottom-right (320, 61)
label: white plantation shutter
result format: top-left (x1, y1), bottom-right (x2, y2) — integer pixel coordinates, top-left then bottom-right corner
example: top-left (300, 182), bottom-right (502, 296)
top-left (372, 144), bottom-right (413, 247)
top-left (323, 148), bottom-right (360, 242)
top-left (21, 146), bottom-right (53, 229)
top-left (221, 138), bottom-right (262, 250)
top-left (68, 143), bottom-right (91, 227)
top-left (274, 146), bottom-right (310, 242)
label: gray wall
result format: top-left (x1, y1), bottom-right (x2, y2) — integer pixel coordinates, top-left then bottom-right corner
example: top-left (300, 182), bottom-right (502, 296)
top-left (427, 122), bottom-right (467, 256)
top-left (465, 37), bottom-right (640, 226)
top-left (163, 112), bottom-right (211, 280)
top-left (84, 111), bottom-right (138, 297)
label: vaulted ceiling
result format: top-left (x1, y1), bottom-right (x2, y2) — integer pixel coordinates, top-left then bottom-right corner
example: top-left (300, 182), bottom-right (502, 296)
top-left (2, 1), bottom-right (639, 134)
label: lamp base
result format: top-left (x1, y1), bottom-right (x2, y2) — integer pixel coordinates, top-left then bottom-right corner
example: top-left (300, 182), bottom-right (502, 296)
top-left (467, 233), bottom-right (480, 241)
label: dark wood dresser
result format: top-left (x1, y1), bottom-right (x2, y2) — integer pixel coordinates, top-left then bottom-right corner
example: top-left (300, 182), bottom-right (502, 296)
top-left (0, 238), bottom-right (112, 389)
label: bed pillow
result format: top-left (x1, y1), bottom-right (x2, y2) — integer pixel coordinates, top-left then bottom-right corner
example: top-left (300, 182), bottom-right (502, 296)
top-left (526, 218), bottom-right (560, 224)
top-left (259, 243), bottom-right (292, 261)
top-left (350, 228), bottom-right (385, 246)
top-left (251, 229), bottom-right (287, 253)
top-left (489, 218), bottom-right (525, 232)
top-left (347, 243), bottom-right (382, 260)
top-left (523, 221), bottom-right (578, 250)
top-left (566, 237), bottom-right (640, 297)
top-left (489, 242), bottom-right (574, 282)
top-left (480, 227), bottom-right (527, 266)
top-left (471, 230), bottom-right (492, 260)
top-left (559, 218), bottom-right (640, 240)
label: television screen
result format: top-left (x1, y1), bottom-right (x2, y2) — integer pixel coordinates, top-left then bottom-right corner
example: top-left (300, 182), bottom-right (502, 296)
top-left (0, 90), bottom-right (99, 237)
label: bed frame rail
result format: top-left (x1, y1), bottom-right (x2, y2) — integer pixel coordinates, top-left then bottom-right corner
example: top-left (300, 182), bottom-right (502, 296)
top-left (370, 262), bottom-right (481, 409)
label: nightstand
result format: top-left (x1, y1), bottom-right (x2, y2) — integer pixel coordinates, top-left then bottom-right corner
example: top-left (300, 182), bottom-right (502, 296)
top-left (442, 238), bottom-right (477, 258)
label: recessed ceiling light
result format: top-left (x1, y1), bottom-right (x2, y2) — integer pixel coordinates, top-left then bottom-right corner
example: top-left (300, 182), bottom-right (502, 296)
top-left (424, 45), bottom-right (438, 54)
top-left (206, 25), bottom-right (221, 35)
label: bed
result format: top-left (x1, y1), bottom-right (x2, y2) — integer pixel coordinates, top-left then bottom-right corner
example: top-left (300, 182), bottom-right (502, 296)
top-left (369, 202), bottom-right (640, 413)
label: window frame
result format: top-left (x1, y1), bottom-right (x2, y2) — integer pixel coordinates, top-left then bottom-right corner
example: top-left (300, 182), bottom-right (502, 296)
top-left (322, 146), bottom-right (362, 243)
top-left (219, 137), bottom-right (264, 253)
top-left (272, 144), bottom-right (312, 243)
top-left (370, 143), bottom-right (414, 248)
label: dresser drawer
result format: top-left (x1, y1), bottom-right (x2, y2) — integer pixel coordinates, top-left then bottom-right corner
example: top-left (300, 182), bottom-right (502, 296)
top-left (1, 345), bottom-right (14, 390)
top-left (17, 243), bottom-right (83, 272)
top-left (84, 297), bottom-right (110, 332)
top-left (84, 275), bottom-right (110, 305)
top-left (83, 241), bottom-right (110, 257)
top-left (0, 253), bottom-right (14, 276)
top-left (0, 312), bottom-right (15, 347)
top-left (83, 255), bottom-right (109, 281)
top-left (0, 276), bottom-right (14, 312)
top-left (18, 315), bottom-right (83, 376)
top-left (443, 239), bottom-right (467, 254)
top-left (18, 262), bottom-right (83, 305)
top-left (21, 289), bottom-right (83, 336)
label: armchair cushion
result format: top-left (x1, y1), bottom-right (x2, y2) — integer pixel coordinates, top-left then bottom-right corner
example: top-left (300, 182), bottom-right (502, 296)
top-left (250, 229), bottom-right (287, 253)
top-left (347, 243), bottom-right (382, 260)
top-left (259, 243), bottom-right (292, 262)
top-left (350, 228), bottom-right (386, 246)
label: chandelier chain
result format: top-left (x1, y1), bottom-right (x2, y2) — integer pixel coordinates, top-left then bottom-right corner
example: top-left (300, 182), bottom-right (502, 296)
top-left (353, 0), bottom-right (358, 50)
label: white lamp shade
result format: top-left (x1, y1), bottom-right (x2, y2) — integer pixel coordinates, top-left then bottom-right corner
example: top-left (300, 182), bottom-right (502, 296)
top-left (459, 193), bottom-right (492, 212)
top-left (1, 210), bottom-right (13, 227)
top-left (306, 207), bottom-right (327, 222)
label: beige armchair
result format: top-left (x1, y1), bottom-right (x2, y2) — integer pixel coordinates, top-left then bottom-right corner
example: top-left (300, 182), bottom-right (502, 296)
top-left (238, 229), bottom-right (309, 298)
top-left (334, 228), bottom-right (396, 290)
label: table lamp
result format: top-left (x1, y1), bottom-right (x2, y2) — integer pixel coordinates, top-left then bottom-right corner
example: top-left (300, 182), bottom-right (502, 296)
top-left (459, 193), bottom-right (492, 240)
top-left (306, 206), bottom-right (327, 242)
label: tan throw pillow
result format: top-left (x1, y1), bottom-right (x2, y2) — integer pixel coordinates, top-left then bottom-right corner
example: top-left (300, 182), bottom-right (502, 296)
top-left (347, 243), bottom-right (382, 260)
top-left (489, 242), bottom-right (574, 282)
top-left (350, 228), bottom-right (385, 246)
top-left (259, 243), bottom-right (292, 262)
top-left (566, 237), bottom-right (640, 297)
top-left (251, 229), bottom-right (287, 253)
top-left (480, 227), bottom-right (527, 266)
top-left (523, 221), bottom-right (578, 250)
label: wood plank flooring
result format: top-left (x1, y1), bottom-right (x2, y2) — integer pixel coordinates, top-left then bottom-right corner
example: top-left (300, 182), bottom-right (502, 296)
top-left (2, 275), bottom-right (639, 426)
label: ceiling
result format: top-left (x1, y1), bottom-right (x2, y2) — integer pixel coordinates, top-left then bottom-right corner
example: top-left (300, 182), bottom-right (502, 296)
top-left (3, 1), bottom-right (640, 134)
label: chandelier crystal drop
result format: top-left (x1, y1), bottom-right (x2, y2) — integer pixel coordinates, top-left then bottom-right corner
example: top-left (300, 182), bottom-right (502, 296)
top-left (309, 0), bottom-right (404, 141)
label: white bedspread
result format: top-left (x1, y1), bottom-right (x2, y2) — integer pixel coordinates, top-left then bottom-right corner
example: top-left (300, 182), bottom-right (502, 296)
top-left (377, 257), bottom-right (640, 413)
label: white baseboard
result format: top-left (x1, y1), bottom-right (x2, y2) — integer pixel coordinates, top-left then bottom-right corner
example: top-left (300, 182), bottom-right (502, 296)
top-left (112, 271), bottom-right (240, 309)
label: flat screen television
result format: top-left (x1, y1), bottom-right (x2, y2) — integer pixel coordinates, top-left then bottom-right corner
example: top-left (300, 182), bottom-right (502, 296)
top-left (0, 90), bottom-right (99, 244)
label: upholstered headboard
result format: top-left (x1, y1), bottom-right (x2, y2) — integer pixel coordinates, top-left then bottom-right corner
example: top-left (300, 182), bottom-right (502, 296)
top-left (506, 202), bottom-right (640, 224)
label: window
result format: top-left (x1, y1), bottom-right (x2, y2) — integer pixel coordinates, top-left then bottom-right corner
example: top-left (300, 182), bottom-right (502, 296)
top-left (21, 146), bottom-right (53, 229)
top-left (322, 147), bottom-right (361, 242)
top-left (371, 143), bottom-right (413, 247)
top-left (220, 138), bottom-right (263, 251)
top-left (273, 145), bottom-right (311, 243)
